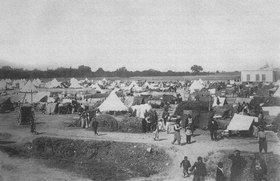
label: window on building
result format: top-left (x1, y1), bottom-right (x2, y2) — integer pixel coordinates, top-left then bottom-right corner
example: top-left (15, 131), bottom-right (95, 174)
top-left (246, 74), bottom-right (250, 81)
top-left (256, 74), bottom-right (260, 82)
top-left (262, 74), bottom-right (266, 82)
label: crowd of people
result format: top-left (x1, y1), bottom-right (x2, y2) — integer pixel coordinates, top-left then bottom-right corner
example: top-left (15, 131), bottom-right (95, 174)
top-left (180, 150), bottom-right (268, 181)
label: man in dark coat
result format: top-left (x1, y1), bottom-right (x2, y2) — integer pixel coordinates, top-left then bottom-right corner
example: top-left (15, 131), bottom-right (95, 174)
top-left (229, 150), bottom-right (247, 181)
top-left (30, 107), bottom-right (38, 135)
top-left (208, 119), bottom-right (219, 141)
top-left (91, 110), bottom-right (99, 135)
top-left (190, 156), bottom-right (207, 181)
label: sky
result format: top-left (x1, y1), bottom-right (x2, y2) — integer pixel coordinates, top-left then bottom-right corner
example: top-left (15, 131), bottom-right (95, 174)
top-left (0, 0), bottom-right (280, 72)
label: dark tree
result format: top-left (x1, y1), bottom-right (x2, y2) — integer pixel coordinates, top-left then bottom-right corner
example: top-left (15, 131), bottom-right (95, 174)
top-left (191, 65), bottom-right (203, 74)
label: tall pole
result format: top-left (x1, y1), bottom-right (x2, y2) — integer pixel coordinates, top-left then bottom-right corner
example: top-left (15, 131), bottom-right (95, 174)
top-left (31, 90), bottom-right (33, 104)
top-left (208, 95), bottom-right (211, 111)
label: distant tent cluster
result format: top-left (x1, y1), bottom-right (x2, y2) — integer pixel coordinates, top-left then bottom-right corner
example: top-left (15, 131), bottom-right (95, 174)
top-left (0, 75), bottom-right (280, 136)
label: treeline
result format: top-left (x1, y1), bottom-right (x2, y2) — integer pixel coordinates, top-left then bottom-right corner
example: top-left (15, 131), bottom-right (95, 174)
top-left (0, 65), bottom-right (223, 79)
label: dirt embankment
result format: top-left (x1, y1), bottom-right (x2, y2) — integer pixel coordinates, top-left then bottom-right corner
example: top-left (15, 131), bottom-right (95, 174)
top-left (2, 137), bottom-right (171, 181)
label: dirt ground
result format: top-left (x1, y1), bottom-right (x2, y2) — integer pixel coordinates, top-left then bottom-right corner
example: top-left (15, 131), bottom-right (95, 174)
top-left (0, 110), bottom-right (280, 181)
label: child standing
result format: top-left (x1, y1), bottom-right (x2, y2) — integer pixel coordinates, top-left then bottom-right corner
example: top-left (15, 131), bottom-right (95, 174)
top-left (180, 156), bottom-right (191, 177)
top-left (185, 125), bottom-right (192, 144)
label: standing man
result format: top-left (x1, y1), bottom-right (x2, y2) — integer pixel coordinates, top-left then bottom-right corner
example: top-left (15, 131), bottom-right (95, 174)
top-left (190, 156), bottom-right (207, 181)
top-left (162, 107), bottom-right (169, 129)
top-left (30, 107), bottom-right (38, 135)
top-left (92, 110), bottom-right (100, 135)
top-left (187, 114), bottom-right (194, 135)
top-left (229, 150), bottom-right (247, 181)
top-left (142, 110), bottom-right (148, 133)
top-left (208, 119), bottom-right (219, 141)
top-left (172, 119), bottom-right (182, 145)
top-left (258, 127), bottom-right (267, 153)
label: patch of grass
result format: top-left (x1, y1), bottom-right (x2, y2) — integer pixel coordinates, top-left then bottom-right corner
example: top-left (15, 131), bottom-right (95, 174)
top-left (31, 137), bottom-right (171, 181)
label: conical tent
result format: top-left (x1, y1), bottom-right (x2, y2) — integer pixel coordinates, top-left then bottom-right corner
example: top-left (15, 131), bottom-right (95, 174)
top-left (0, 80), bottom-right (7, 90)
top-left (98, 91), bottom-right (128, 112)
top-left (189, 80), bottom-right (205, 93)
top-left (69, 78), bottom-right (82, 88)
top-left (5, 79), bottom-right (12, 83)
top-left (129, 81), bottom-right (138, 88)
top-left (84, 78), bottom-right (89, 83)
top-left (142, 82), bottom-right (150, 89)
top-left (20, 80), bottom-right (38, 104)
top-left (20, 81), bottom-right (37, 93)
top-left (90, 83), bottom-right (102, 92)
top-left (46, 78), bottom-right (61, 88)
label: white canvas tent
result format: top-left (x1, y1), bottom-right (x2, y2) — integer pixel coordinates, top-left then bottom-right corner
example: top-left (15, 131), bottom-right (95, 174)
top-left (69, 78), bottom-right (83, 88)
top-left (90, 83), bottom-right (102, 92)
top-left (23, 91), bottom-right (50, 103)
top-left (20, 81), bottom-right (37, 93)
top-left (227, 114), bottom-right (258, 131)
top-left (189, 79), bottom-right (205, 93)
top-left (129, 81), bottom-right (138, 88)
top-left (12, 79), bottom-right (25, 89)
top-left (131, 104), bottom-right (152, 118)
top-left (98, 91), bottom-right (128, 112)
top-left (84, 78), bottom-right (90, 83)
top-left (32, 78), bottom-right (42, 87)
top-left (19, 80), bottom-right (38, 103)
top-left (142, 82), bottom-right (150, 89)
top-left (45, 79), bottom-right (61, 88)
top-left (0, 80), bottom-right (7, 90)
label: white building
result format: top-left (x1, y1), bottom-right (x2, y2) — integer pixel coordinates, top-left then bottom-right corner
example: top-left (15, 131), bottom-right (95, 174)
top-left (241, 69), bottom-right (275, 83)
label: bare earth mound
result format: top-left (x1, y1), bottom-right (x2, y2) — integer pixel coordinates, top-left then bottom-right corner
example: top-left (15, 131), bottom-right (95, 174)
top-left (29, 137), bottom-right (171, 181)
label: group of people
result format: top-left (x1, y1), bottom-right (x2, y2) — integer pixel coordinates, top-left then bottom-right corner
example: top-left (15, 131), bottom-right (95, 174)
top-left (171, 114), bottom-right (195, 145)
top-left (79, 109), bottom-right (100, 135)
top-left (171, 114), bottom-right (220, 145)
top-left (180, 150), bottom-right (268, 181)
top-left (141, 109), bottom-right (159, 133)
top-left (180, 156), bottom-right (207, 181)
top-left (236, 101), bottom-right (251, 115)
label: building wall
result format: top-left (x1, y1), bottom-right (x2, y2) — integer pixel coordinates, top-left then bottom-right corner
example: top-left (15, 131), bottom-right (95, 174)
top-left (241, 70), bottom-right (274, 82)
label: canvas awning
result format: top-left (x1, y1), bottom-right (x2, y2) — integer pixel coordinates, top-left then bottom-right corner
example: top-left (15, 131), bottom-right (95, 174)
top-left (227, 113), bottom-right (258, 131)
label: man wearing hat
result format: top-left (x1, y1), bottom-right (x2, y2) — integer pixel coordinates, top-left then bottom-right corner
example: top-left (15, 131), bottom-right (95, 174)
top-left (229, 150), bottom-right (247, 181)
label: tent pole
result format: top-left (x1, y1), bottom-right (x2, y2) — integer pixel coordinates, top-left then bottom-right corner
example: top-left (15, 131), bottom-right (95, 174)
top-left (208, 95), bottom-right (211, 111)
top-left (31, 90), bottom-right (33, 104)
top-left (22, 92), bottom-right (26, 105)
